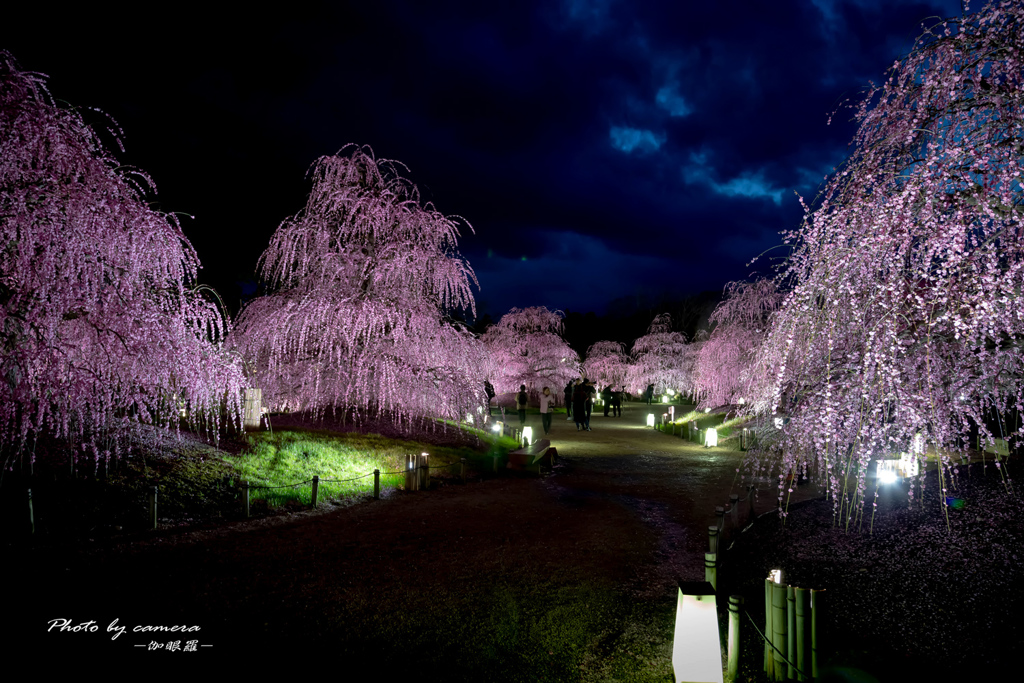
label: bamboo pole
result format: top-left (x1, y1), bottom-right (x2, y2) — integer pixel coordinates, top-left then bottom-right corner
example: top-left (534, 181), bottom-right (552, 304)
top-left (811, 589), bottom-right (825, 679)
top-left (716, 506), bottom-right (726, 531)
top-left (727, 595), bottom-right (743, 683)
top-left (787, 585), bottom-right (796, 680)
top-left (730, 494), bottom-right (740, 527)
top-left (771, 582), bottom-right (788, 681)
top-left (704, 552), bottom-right (717, 591)
top-left (764, 578), bottom-right (774, 677)
top-left (795, 587), bottom-right (809, 681)
top-left (708, 525), bottom-right (719, 554)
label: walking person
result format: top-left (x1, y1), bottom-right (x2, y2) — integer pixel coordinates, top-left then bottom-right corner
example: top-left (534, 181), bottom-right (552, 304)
top-left (484, 380), bottom-right (496, 415)
top-left (572, 379), bottom-right (588, 431)
top-left (601, 385), bottom-right (612, 417)
top-left (583, 379), bottom-right (596, 431)
top-left (645, 383), bottom-right (655, 405)
top-left (539, 386), bottom-right (555, 435)
top-left (564, 380), bottom-right (575, 421)
top-left (611, 386), bottom-right (623, 417)
top-left (516, 384), bottom-right (528, 428)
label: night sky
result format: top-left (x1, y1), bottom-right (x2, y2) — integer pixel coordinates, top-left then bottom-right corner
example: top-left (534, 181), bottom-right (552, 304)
top-left (2, 0), bottom-right (964, 322)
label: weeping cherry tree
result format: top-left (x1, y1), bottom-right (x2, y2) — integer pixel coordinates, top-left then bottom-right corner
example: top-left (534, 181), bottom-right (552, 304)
top-left (693, 279), bottom-right (782, 408)
top-left (230, 145), bottom-right (484, 424)
top-left (480, 306), bottom-right (580, 397)
top-left (749, 1), bottom-right (1024, 527)
top-left (0, 52), bottom-right (244, 472)
top-left (626, 313), bottom-right (695, 398)
top-left (583, 340), bottom-right (630, 390)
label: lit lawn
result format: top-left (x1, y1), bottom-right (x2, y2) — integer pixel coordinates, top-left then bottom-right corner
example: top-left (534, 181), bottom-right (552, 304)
top-left (226, 426), bottom-right (520, 507)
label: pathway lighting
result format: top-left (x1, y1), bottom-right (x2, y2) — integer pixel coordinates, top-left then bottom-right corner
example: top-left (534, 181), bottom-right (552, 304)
top-left (491, 421), bottom-right (503, 433)
top-left (662, 395), bottom-right (670, 403)
top-left (704, 407), bottom-right (711, 413)
top-left (671, 581), bottom-right (723, 683)
top-left (647, 414), bottom-right (655, 427)
top-left (669, 406), bottom-right (675, 420)
top-left (705, 427), bottom-right (718, 448)
top-left (522, 426), bottom-right (533, 447)
top-left (768, 569), bottom-right (782, 584)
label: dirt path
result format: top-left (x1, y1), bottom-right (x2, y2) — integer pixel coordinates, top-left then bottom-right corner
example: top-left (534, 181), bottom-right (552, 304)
top-left (12, 404), bottom-right (815, 673)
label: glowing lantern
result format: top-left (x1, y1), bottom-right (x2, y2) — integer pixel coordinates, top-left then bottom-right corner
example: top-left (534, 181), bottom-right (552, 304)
top-left (491, 420), bottom-right (503, 433)
top-left (522, 426), bottom-right (533, 446)
top-left (667, 389), bottom-right (675, 396)
top-left (705, 427), bottom-right (718, 448)
top-left (768, 569), bottom-right (782, 584)
top-left (647, 414), bottom-right (655, 427)
top-left (669, 406), bottom-right (675, 420)
top-left (671, 581), bottom-right (723, 683)
top-left (662, 395), bottom-right (670, 403)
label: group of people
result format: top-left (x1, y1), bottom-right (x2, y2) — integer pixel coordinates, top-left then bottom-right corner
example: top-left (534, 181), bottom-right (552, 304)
top-left (501, 379), bottom-right (628, 435)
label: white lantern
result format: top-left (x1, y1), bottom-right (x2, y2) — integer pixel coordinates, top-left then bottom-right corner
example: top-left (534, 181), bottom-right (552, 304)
top-left (705, 427), bottom-right (718, 448)
top-left (647, 414), bottom-right (655, 427)
top-left (522, 426), bottom-right (533, 447)
top-left (671, 582), bottom-right (723, 683)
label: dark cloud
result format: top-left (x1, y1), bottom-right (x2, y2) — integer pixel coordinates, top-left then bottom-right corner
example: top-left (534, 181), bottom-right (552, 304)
top-left (2, 0), bottom-right (968, 320)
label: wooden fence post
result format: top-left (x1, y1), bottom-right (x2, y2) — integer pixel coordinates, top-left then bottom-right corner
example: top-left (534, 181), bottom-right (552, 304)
top-left (727, 595), bottom-right (743, 683)
top-left (418, 453), bottom-right (429, 490)
top-left (373, 469), bottom-right (380, 499)
top-left (311, 475), bottom-right (319, 508)
top-left (405, 454), bottom-right (417, 491)
top-left (27, 488), bottom-right (35, 536)
top-left (148, 486), bottom-right (158, 529)
top-left (242, 480), bottom-right (250, 517)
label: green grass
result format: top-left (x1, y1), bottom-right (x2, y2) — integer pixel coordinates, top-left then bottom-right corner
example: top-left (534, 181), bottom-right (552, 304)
top-left (224, 427), bottom-right (520, 507)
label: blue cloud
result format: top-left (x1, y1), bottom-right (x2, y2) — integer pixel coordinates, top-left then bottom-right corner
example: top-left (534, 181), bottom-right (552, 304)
top-left (714, 172), bottom-right (785, 205)
top-left (683, 156), bottom-right (786, 205)
top-left (609, 126), bottom-right (664, 153)
top-left (655, 84), bottom-right (692, 117)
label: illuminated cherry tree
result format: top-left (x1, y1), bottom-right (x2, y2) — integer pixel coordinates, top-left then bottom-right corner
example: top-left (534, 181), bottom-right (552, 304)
top-left (230, 145), bottom-right (485, 423)
top-left (583, 340), bottom-right (630, 389)
top-left (625, 313), bottom-right (695, 397)
top-left (0, 52), bottom-right (244, 468)
top-left (748, 1), bottom-right (1024, 524)
top-left (479, 306), bottom-right (580, 397)
top-left (694, 279), bottom-right (782, 408)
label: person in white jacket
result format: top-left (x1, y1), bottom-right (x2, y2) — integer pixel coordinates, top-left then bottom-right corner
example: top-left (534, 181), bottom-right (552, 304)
top-left (539, 386), bottom-right (555, 435)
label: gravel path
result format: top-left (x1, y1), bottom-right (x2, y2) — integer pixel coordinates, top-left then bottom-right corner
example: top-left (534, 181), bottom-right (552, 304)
top-left (19, 403), bottom-right (983, 681)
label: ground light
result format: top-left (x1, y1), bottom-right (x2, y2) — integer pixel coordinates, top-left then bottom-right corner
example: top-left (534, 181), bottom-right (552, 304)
top-left (491, 420), bottom-right (503, 434)
top-left (671, 581), bottom-right (723, 683)
top-left (705, 427), bottom-right (718, 448)
top-left (522, 426), bottom-right (533, 447)
top-left (647, 414), bottom-right (655, 427)
top-left (662, 395), bottom-right (670, 403)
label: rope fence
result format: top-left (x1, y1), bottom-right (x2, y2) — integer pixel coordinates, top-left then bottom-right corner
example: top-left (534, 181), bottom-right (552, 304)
top-left (63, 449), bottom-right (533, 538)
